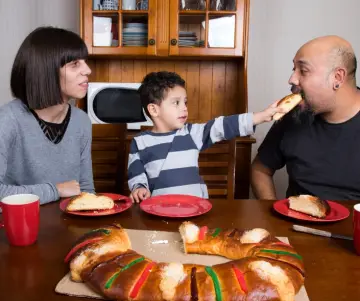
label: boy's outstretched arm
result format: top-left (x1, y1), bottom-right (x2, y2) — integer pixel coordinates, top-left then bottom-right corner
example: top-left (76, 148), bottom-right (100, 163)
top-left (189, 100), bottom-right (281, 151)
top-left (253, 100), bottom-right (283, 124)
top-left (127, 140), bottom-right (150, 203)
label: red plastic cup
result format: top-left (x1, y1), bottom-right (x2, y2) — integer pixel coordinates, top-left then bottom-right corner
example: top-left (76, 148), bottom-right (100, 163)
top-left (0, 194), bottom-right (40, 246)
top-left (354, 204), bottom-right (360, 255)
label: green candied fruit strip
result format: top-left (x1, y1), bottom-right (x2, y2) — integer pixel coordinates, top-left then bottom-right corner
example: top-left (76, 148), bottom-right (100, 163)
top-left (89, 228), bottom-right (111, 235)
top-left (259, 249), bottom-right (302, 260)
top-left (211, 228), bottom-right (221, 238)
top-left (104, 257), bottom-right (145, 289)
top-left (205, 266), bottom-right (222, 301)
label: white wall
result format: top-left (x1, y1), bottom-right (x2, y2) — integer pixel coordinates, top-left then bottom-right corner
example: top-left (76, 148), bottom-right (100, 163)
top-left (247, 0), bottom-right (360, 199)
top-left (0, 0), bottom-right (79, 105)
top-left (0, 0), bottom-right (36, 105)
top-left (36, 0), bottom-right (79, 33)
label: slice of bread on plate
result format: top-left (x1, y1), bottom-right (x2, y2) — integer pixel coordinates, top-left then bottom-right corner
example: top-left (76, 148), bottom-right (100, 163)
top-left (288, 194), bottom-right (330, 218)
top-left (66, 192), bottom-right (114, 212)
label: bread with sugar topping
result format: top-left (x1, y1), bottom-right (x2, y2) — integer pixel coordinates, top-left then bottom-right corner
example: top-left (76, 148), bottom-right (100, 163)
top-left (288, 194), bottom-right (330, 218)
top-left (66, 192), bottom-right (114, 212)
top-left (66, 222), bottom-right (305, 301)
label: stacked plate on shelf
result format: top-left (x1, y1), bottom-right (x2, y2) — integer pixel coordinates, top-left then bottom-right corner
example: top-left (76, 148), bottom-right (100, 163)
top-left (122, 23), bottom-right (148, 46)
top-left (179, 31), bottom-right (205, 47)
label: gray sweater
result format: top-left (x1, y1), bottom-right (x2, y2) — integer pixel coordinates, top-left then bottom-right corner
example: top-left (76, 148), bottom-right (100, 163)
top-left (0, 99), bottom-right (95, 204)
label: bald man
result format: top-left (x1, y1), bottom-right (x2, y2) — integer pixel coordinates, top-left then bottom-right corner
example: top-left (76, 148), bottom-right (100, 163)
top-left (251, 35), bottom-right (360, 201)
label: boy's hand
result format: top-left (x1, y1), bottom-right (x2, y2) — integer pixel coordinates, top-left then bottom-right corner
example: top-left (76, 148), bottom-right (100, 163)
top-left (253, 100), bottom-right (285, 125)
top-left (130, 187), bottom-right (151, 203)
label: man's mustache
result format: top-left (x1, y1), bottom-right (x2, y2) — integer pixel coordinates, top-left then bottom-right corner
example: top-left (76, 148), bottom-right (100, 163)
top-left (291, 85), bottom-right (301, 94)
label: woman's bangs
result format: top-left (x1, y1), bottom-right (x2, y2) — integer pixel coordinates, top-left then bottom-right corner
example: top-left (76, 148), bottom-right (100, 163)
top-left (60, 41), bottom-right (88, 66)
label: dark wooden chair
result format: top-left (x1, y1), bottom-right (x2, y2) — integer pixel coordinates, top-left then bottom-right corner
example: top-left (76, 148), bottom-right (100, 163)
top-left (92, 124), bottom-right (126, 193)
top-left (199, 140), bottom-right (235, 199)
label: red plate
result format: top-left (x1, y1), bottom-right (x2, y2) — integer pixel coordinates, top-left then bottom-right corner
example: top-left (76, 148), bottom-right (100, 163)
top-left (273, 199), bottom-right (350, 222)
top-left (59, 193), bottom-right (132, 216)
top-left (140, 194), bottom-right (212, 218)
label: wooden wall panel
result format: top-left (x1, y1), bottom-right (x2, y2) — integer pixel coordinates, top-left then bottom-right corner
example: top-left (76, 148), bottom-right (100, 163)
top-left (134, 60), bottom-right (148, 82)
top-left (186, 61), bottom-right (200, 120)
top-left (211, 62), bottom-right (226, 119)
top-left (95, 61), bottom-right (109, 81)
top-left (146, 60), bottom-right (160, 73)
top-left (86, 58), bottom-right (245, 122)
top-left (174, 61), bottom-right (188, 82)
top-left (238, 58), bottom-right (248, 113)
top-left (108, 60), bottom-right (122, 82)
top-left (225, 62), bottom-right (239, 115)
top-left (121, 60), bottom-right (134, 82)
top-left (159, 61), bottom-right (175, 72)
top-left (199, 61), bottom-right (213, 121)
top-left (87, 60), bottom-right (96, 82)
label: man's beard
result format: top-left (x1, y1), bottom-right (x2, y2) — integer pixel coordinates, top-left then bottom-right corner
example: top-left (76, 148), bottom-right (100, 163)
top-left (290, 87), bottom-right (315, 124)
top-left (290, 103), bottom-right (315, 124)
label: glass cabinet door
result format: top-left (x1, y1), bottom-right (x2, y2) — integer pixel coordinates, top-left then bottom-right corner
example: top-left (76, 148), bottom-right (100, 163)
top-left (169, 0), bottom-right (246, 57)
top-left (82, 0), bottom-right (157, 56)
top-left (209, 0), bottom-right (236, 11)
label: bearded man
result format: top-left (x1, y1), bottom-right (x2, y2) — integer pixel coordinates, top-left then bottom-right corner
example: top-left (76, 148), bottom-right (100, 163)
top-left (251, 35), bottom-right (360, 201)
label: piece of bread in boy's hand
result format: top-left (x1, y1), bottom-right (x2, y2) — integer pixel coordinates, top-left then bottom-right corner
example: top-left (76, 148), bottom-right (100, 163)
top-left (272, 93), bottom-right (303, 121)
top-left (66, 192), bottom-right (114, 211)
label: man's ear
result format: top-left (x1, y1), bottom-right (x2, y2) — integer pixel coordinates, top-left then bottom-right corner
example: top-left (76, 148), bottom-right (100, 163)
top-left (333, 67), bottom-right (346, 89)
top-left (147, 103), bottom-right (159, 118)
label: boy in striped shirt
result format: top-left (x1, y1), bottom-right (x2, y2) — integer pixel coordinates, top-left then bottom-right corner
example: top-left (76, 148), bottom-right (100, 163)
top-left (128, 71), bottom-right (282, 203)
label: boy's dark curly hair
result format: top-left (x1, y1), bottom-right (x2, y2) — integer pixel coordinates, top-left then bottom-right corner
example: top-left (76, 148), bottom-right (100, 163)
top-left (138, 71), bottom-right (186, 117)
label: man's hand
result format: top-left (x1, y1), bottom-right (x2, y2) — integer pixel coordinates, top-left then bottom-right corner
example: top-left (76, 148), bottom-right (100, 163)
top-left (130, 187), bottom-right (151, 203)
top-left (56, 180), bottom-right (80, 198)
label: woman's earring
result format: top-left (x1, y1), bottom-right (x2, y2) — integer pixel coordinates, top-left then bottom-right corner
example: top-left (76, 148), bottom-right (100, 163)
top-left (335, 84), bottom-right (339, 89)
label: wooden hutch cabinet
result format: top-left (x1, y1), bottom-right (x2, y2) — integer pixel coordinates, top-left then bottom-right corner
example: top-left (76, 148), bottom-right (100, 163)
top-left (81, 0), bottom-right (248, 57)
top-left (79, 0), bottom-right (255, 199)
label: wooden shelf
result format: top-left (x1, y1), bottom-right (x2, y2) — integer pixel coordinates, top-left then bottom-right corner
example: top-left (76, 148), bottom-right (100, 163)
top-left (121, 10), bottom-right (148, 14)
top-left (179, 14), bottom-right (206, 23)
top-left (208, 11), bottom-right (237, 15)
top-left (93, 11), bottom-right (118, 17)
top-left (92, 10), bottom-right (148, 13)
top-left (92, 10), bottom-right (118, 14)
top-left (179, 10), bottom-right (236, 15)
top-left (92, 46), bottom-right (119, 49)
top-left (179, 10), bottom-right (207, 14)
top-left (91, 46), bottom-right (150, 56)
top-left (175, 47), bottom-right (237, 57)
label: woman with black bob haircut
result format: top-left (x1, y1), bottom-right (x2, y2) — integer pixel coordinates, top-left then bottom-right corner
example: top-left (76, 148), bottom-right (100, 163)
top-left (0, 26), bottom-right (94, 204)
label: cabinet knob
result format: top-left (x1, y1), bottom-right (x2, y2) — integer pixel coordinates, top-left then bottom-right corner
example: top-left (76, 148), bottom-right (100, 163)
top-left (149, 38), bottom-right (156, 45)
top-left (170, 39), bottom-right (177, 46)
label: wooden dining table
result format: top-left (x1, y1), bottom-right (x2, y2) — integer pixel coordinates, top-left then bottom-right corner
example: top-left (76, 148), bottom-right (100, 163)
top-left (0, 198), bottom-right (359, 301)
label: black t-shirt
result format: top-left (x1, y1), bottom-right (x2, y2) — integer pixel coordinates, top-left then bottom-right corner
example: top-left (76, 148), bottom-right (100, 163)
top-left (257, 111), bottom-right (360, 200)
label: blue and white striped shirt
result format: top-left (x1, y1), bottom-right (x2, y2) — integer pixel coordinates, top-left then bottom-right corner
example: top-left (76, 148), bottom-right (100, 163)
top-left (127, 113), bottom-right (254, 198)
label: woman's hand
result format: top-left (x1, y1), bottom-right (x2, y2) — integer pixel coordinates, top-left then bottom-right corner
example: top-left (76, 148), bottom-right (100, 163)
top-left (56, 180), bottom-right (81, 198)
